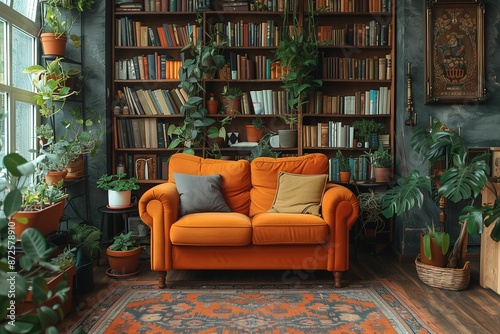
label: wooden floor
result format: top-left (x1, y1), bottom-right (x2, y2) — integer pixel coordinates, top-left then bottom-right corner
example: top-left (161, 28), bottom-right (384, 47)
top-left (59, 247), bottom-right (500, 334)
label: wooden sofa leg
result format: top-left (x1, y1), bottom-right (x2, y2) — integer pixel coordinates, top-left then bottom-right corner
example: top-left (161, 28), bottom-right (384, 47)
top-left (158, 271), bottom-right (167, 289)
top-left (333, 272), bottom-right (342, 288)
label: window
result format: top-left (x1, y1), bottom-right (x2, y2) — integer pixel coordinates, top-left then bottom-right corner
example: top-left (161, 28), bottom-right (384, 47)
top-left (0, 1), bottom-right (39, 162)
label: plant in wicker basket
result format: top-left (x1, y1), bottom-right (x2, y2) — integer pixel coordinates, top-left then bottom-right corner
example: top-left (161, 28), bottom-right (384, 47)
top-left (381, 118), bottom-right (500, 290)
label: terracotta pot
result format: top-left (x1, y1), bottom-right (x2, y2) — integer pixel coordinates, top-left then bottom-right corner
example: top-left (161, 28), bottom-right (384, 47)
top-left (65, 154), bottom-right (85, 179)
top-left (19, 264), bottom-right (76, 319)
top-left (40, 32), bottom-right (67, 56)
top-left (224, 97), bottom-right (241, 115)
top-left (245, 124), bottom-right (265, 142)
top-left (107, 246), bottom-right (142, 275)
top-left (206, 99), bottom-right (220, 114)
top-left (420, 234), bottom-right (447, 267)
top-left (339, 171), bottom-right (351, 183)
top-left (45, 170), bottom-right (68, 185)
top-left (11, 199), bottom-right (65, 240)
top-left (373, 167), bottom-right (391, 183)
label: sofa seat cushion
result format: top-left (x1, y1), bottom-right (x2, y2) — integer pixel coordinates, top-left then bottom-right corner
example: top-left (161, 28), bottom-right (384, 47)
top-left (170, 212), bottom-right (252, 246)
top-left (251, 213), bottom-right (328, 245)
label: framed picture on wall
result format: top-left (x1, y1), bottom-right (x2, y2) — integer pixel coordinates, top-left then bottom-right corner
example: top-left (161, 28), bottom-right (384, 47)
top-left (424, 0), bottom-right (486, 104)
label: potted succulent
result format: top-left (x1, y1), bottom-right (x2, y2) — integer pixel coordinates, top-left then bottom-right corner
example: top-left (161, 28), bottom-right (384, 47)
top-left (336, 150), bottom-right (351, 183)
top-left (221, 86), bottom-right (243, 115)
top-left (106, 231), bottom-right (142, 276)
top-left (381, 118), bottom-right (497, 289)
top-left (245, 117), bottom-right (265, 142)
top-left (96, 172), bottom-right (139, 208)
top-left (278, 114), bottom-right (299, 148)
top-left (22, 57), bottom-right (81, 117)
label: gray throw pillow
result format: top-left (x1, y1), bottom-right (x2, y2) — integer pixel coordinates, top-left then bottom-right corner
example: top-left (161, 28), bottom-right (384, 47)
top-left (173, 173), bottom-right (231, 216)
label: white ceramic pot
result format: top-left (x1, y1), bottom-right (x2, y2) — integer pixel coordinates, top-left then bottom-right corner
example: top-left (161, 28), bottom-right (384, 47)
top-left (108, 190), bottom-right (131, 208)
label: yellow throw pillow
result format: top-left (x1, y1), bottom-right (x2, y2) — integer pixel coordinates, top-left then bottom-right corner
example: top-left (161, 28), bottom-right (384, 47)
top-left (268, 172), bottom-right (328, 216)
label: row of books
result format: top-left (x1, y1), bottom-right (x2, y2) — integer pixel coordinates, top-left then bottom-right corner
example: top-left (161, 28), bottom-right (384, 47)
top-left (317, 22), bottom-right (391, 47)
top-left (303, 122), bottom-right (356, 149)
top-left (116, 17), bottom-right (200, 47)
top-left (211, 21), bottom-right (287, 47)
top-left (116, 118), bottom-right (172, 149)
top-left (328, 157), bottom-right (369, 182)
top-left (321, 54), bottom-right (391, 81)
top-left (120, 86), bottom-right (187, 115)
top-left (249, 89), bottom-right (293, 115)
top-left (305, 88), bottom-right (391, 115)
top-left (228, 52), bottom-right (287, 80)
top-left (315, 0), bottom-right (392, 13)
top-left (116, 55), bottom-right (182, 80)
top-left (115, 0), bottom-right (204, 12)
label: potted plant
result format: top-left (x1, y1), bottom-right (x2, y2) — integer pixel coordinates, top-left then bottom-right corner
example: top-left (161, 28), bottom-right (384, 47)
top-left (40, 0), bottom-right (95, 56)
top-left (22, 57), bottom-right (81, 117)
top-left (353, 119), bottom-right (385, 148)
top-left (207, 115), bottom-right (233, 157)
top-left (278, 114), bottom-right (299, 148)
top-left (96, 172), bottom-right (139, 208)
top-left (106, 231), bottom-right (142, 276)
top-left (381, 118), bottom-right (495, 289)
top-left (364, 144), bottom-right (392, 183)
top-left (221, 86), bottom-right (243, 115)
top-left (68, 223), bottom-right (102, 294)
top-left (38, 138), bottom-right (83, 184)
top-left (356, 189), bottom-right (385, 239)
top-left (206, 92), bottom-right (220, 114)
top-left (246, 131), bottom-right (281, 162)
top-left (336, 150), bottom-right (351, 183)
top-left (273, 0), bottom-right (322, 113)
top-left (245, 117), bottom-right (265, 142)
top-left (10, 181), bottom-right (67, 239)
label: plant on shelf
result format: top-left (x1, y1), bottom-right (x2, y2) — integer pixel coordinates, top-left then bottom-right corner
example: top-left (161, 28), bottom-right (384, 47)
top-left (41, 0), bottom-right (95, 53)
top-left (336, 150), bottom-right (351, 173)
top-left (352, 119), bottom-right (385, 147)
top-left (363, 144), bottom-right (392, 182)
top-left (246, 117), bottom-right (266, 142)
top-left (370, 144), bottom-right (392, 168)
top-left (274, 0), bottom-right (322, 112)
top-left (207, 115), bottom-right (234, 158)
top-left (22, 57), bottom-right (81, 117)
top-left (221, 86), bottom-right (244, 115)
top-left (247, 132), bottom-right (280, 161)
top-left (106, 231), bottom-right (142, 275)
top-left (381, 118), bottom-right (500, 288)
top-left (280, 114), bottom-right (299, 129)
top-left (97, 172), bottom-right (139, 208)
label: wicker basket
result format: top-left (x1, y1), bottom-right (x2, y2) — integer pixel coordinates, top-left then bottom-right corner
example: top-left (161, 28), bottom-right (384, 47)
top-left (415, 255), bottom-right (470, 291)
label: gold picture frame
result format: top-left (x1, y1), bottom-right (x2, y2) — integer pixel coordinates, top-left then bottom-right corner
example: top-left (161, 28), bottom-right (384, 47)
top-left (424, 0), bottom-right (486, 104)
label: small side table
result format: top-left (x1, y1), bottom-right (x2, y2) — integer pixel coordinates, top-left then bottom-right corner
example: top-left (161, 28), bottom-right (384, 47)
top-left (97, 204), bottom-right (139, 266)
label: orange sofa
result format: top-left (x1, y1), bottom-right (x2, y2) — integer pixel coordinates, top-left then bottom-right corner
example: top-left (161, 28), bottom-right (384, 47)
top-left (139, 153), bottom-right (359, 288)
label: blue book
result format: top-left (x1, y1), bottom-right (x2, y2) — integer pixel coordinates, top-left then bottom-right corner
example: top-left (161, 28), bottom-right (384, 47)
top-left (147, 54), bottom-right (156, 80)
top-left (163, 24), bottom-right (174, 47)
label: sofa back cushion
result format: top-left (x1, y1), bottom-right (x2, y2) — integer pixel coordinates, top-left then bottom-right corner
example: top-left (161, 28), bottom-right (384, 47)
top-left (168, 154), bottom-right (251, 215)
top-left (249, 153), bottom-right (329, 217)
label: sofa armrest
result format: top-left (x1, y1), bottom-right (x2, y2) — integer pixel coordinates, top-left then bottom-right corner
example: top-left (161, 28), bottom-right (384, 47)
top-left (321, 184), bottom-right (359, 272)
top-left (139, 182), bottom-right (180, 271)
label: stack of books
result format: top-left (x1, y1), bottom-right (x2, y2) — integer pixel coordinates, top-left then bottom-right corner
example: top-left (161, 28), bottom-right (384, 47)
top-left (115, 0), bottom-right (143, 12)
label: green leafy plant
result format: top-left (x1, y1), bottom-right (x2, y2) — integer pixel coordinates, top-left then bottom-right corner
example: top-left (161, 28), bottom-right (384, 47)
top-left (68, 223), bottom-right (102, 260)
top-left (364, 144), bottom-right (392, 168)
top-left (221, 86), bottom-right (243, 100)
top-left (273, 0), bottom-right (322, 112)
top-left (22, 57), bottom-right (81, 117)
top-left (50, 246), bottom-right (77, 272)
top-left (336, 150), bottom-right (351, 172)
top-left (20, 182), bottom-right (67, 211)
top-left (251, 117), bottom-right (265, 129)
top-left (246, 132), bottom-right (280, 161)
top-left (280, 114), bottom-right (298, 129)
top-left (422, 222), bottom-right (450, 261)
top-left (381, 118), bottom-right (498, 268)
top-left (108, 231), bottom-right (139, 251)
top-left (353, 119), bottom-right (384, 143)
top-left (96, 172), bottom-right (140, 191)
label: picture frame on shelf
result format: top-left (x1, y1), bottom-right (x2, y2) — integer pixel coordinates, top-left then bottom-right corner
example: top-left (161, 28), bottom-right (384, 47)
top-left (133, 154), bottom-right (156, 180)
top-left (424, 0), bottom-right (486, 104)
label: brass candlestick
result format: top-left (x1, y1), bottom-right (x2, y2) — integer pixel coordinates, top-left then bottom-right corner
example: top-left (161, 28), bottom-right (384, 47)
top-left (405, 63), bottom-right (417, 126)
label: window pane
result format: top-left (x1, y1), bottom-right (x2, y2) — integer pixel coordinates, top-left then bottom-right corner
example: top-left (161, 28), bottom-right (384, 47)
top-left (12, 26), bottom-right (35, 90)
top-left (0, 0), bottom-right (10, 5)
top-left (13, 0), bottom-right (37, 22)
top-left (0, 92), bottom-right (5, 159)
top-left (15, 101), bottom-right (35, 160)
top-left (0, 20), bottom-right (4, 85)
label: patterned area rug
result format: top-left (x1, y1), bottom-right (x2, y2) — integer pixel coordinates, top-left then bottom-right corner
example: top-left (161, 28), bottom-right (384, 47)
top-left (67, 280), bottom-right (439, 333)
